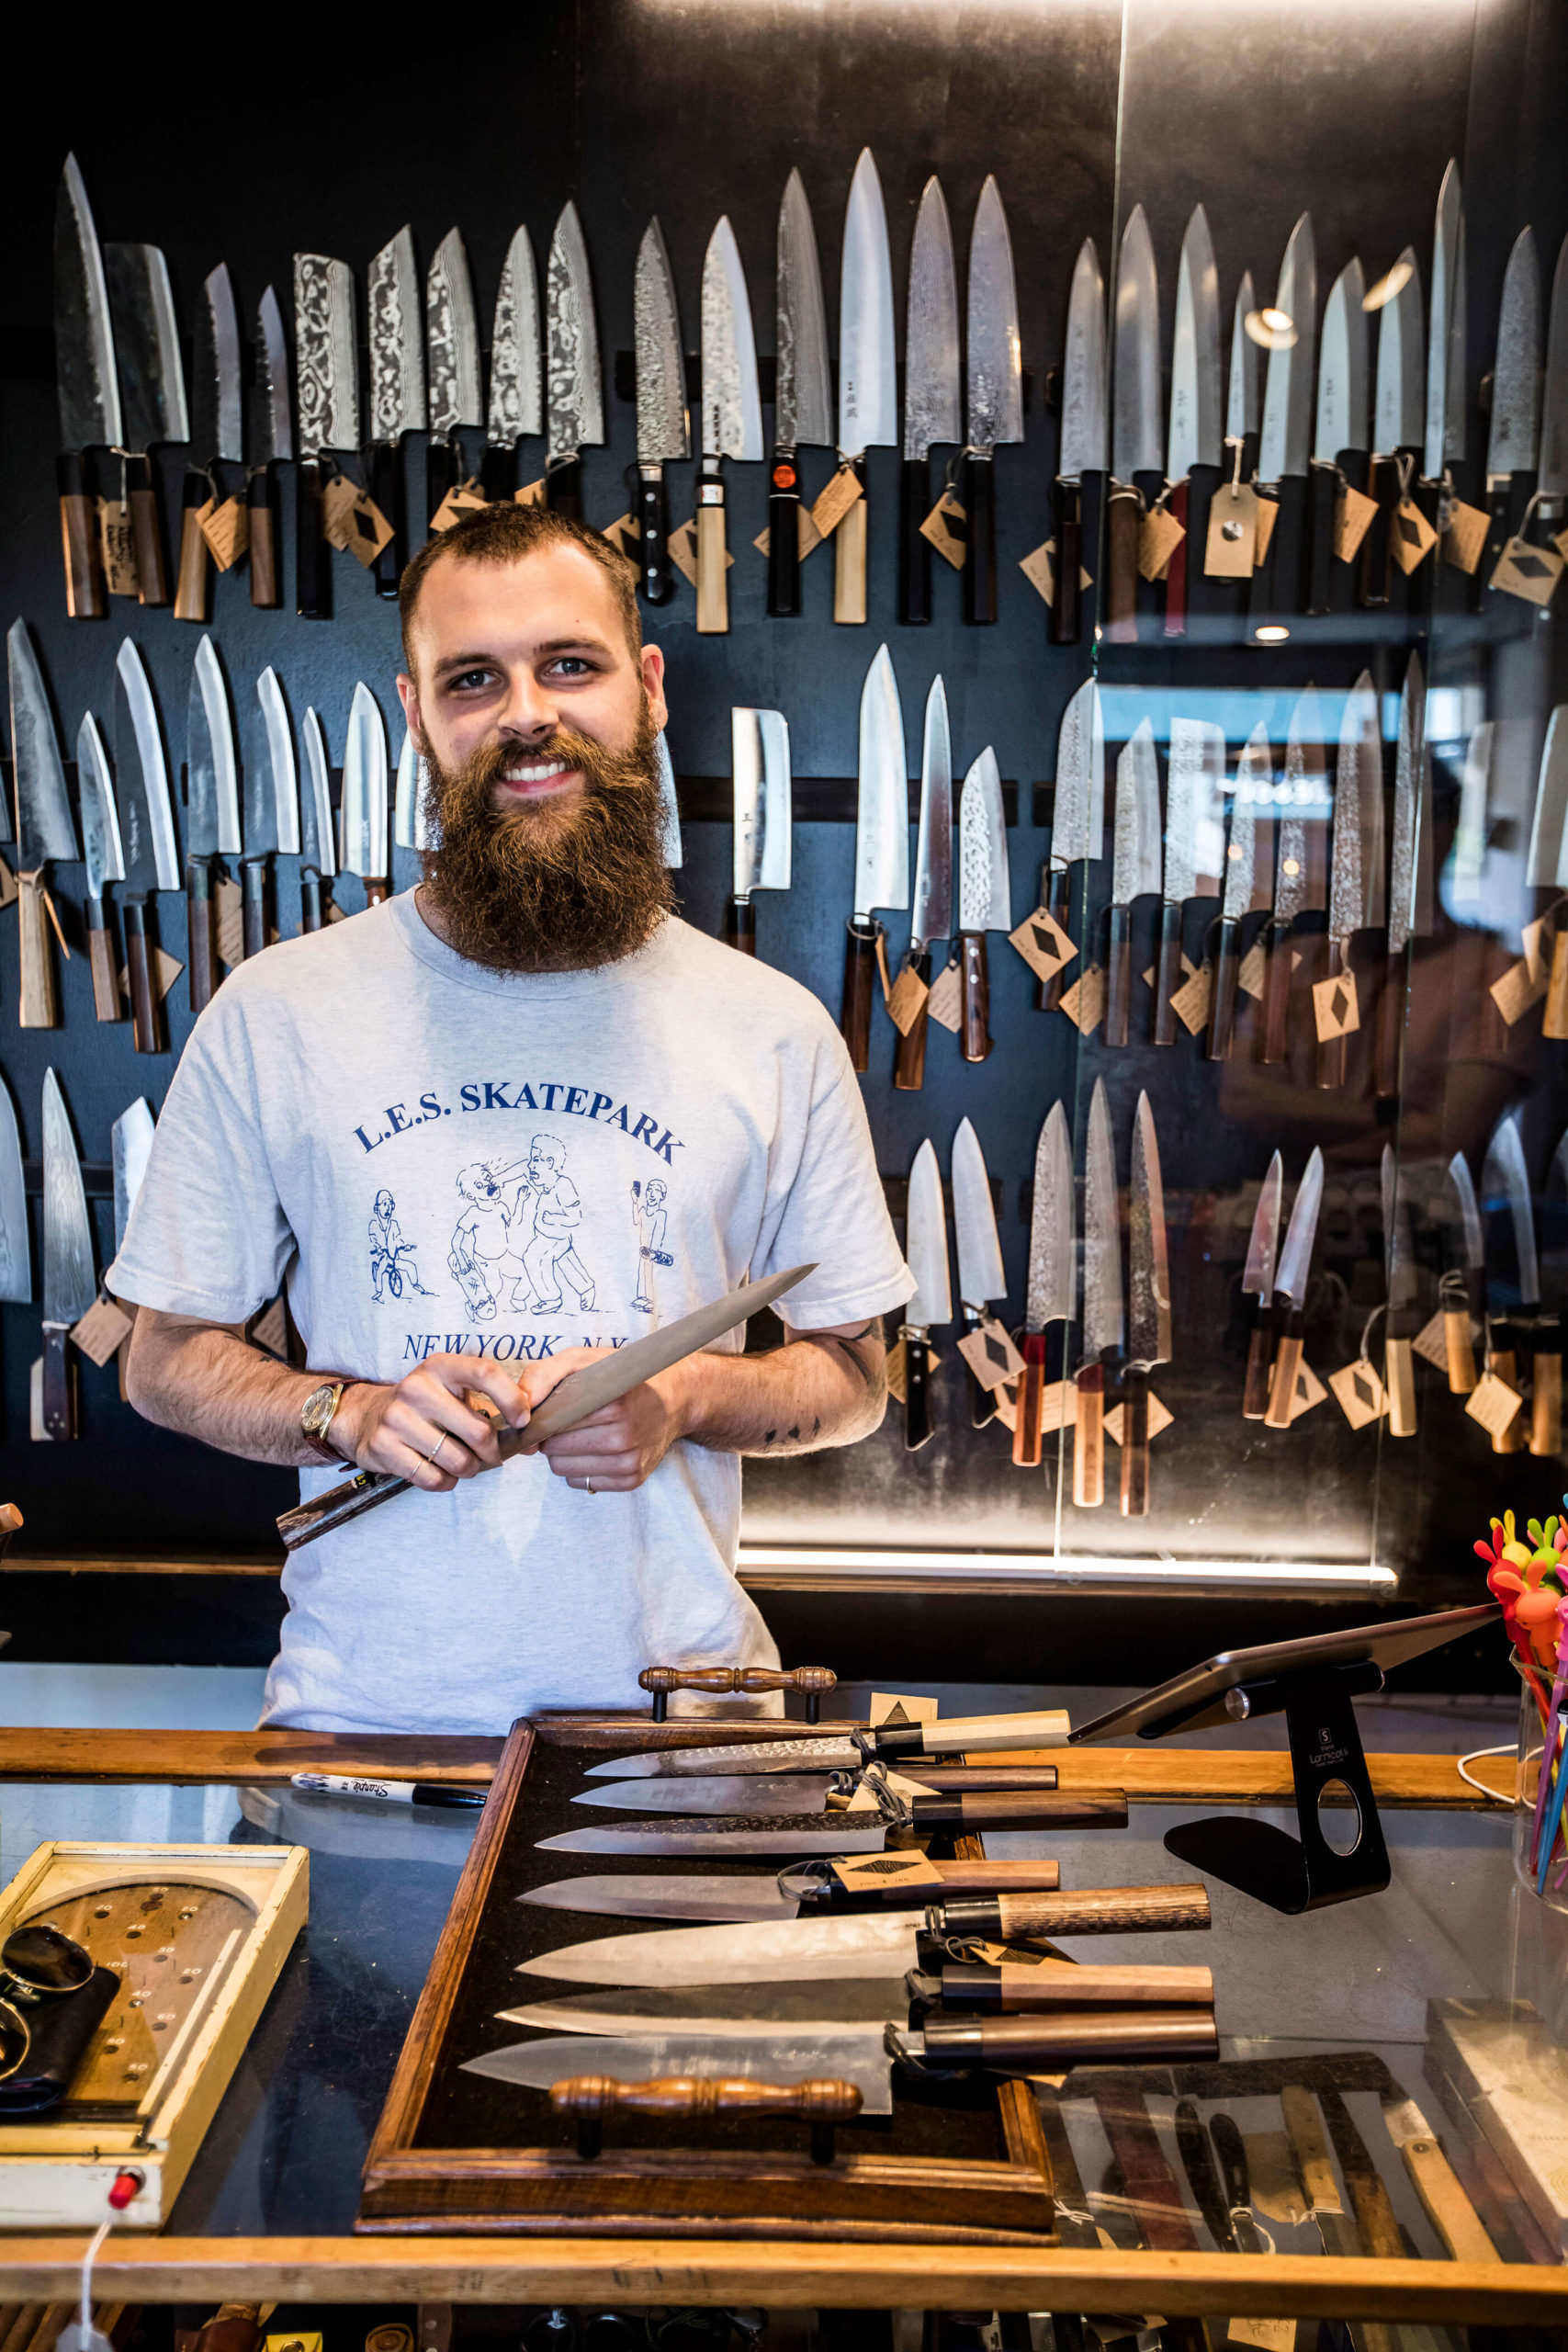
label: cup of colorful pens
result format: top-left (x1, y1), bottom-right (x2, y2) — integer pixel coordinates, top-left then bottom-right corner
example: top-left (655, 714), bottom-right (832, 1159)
top-left (1476, 1510), bottom-right (1568, 1910)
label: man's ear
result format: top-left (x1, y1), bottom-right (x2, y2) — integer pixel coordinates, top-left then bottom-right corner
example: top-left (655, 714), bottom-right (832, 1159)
top-left (396, 672), bottom-right (426, 751)
top-left (641, 643), bottom-right (668, 732)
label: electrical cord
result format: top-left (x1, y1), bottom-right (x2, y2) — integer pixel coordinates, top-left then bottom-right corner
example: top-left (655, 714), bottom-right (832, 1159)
top-left (1456, 1740), bottom-right (1514, 1801)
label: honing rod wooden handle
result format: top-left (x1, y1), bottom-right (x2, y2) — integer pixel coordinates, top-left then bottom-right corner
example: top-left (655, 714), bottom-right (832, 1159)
top-left (550, 2075), bottom-right (863, 2124)
top-left (641, 1663), bottom-right (838, 1724)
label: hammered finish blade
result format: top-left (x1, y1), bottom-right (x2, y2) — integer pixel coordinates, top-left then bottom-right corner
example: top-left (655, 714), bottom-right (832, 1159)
top-left (1165, 718), bottom-right (1225, 903)
top-left (8, 622), bottom-right (76, 866)
top-left (1111, 718), bottom-right (1162, 909)
top-left (1128, 1092), bottom-right (1171, 1371)
top-left (188, 635), bottom-right (240, 861)
top-left (1541, 233), bottom-right (1568, 503)
top-left (41, 1069), bottom-right (95, 1328)
top-left (1169, 204), bottom-right (1221, 478)
top-left (1027, 1101), bottom-right (1075, 1333)
top-left (367, 226), bottom-right (426, 444)
top-left (1275, 690), bottom-right (1330, 922)
top-left (1236, 723), bottom-right (1276, 914)
top-left (202, 264), bottom-right (244, 463)
top-left (1083, 1079), bottom-right (1122, 1358)
top-left (1244, 1154), bottom-right (1283, 1302)
top-left (634, 219), bottom-right (690, 465)
top-left (342, 684), bottom-right (389, 882)
top-left (104, 243), bottom-right (188, 450)
top-left (1227, 271), bottom-right (1259, 441)
top-left (777, 170), bottom-right (833, 453)
top-left (967, 175), bottom-right (1023, 452)
top-left (55, 154), bottom-right (121, 449)
top-left (1112, 204), bottom-right (1162, 480)
top-left (701, 216), bottom-right (763, 465)
top-left (1374, 248), bottom-right (1424, 455)
top-left (1314, 259), bottom-right (1368, 460)
top-left (1259, 214), bottom-right (1316, 482)
top-left (1427, 160), bottom-right (1466, 475)
top-left (905, 1138), bottom-right (952, 1330)
top-left (852, 644), bottom-right (908, 922)
top-left (76, 713), bottom-right (123, 895)
top-left (905, 177), bottom-right (961, 461)
top-left (839, 149), bottom-right (897, 458)
top-left (1527, 707), bottom-right (1568, 889)
top-left (111, 1098), bottom-right (153, 1256)
top-left (257, 667), bottom-right (300, 857)
top-left (490, 226), bottom-right (543, 446)
top-left (731, 708), bottom-right (791, 896)
top-left (1276, 1149), bottom-right (1325, 1308)
top-left (953, 1116), bottom-right (1005, 1310)
top-left (255, 286), bottom-right (293, 464)
top-left (1052, 677), bottom-right (1104, 871)
top-left (1389, 651), bottom-right (1428, 951)
top-left (1489, 227), bottom-right (1540, 477)
top-left (1328, 670), bottom-right (1382, 942)
top-left (0, 1074), bottom-right (28, 1305)
top-left (301, 707), bottom-right (337, 877)
top-left (1060, 240), bottom-right (1108, 478)
top-left (113, 640), bottom-right (179, 895)
top-left (911, 676), bottom-right (953, 950)
top-left (426, 228), bottom-right (481, 436)
top-left (1483, 1114), bottom-right (1539, 1308)
top-left (547, 202), bottom-right (604, 462)
top-left (957, 749), bottom-right (1009, 933)
top-left (293, 254), bottom-right (358, 454)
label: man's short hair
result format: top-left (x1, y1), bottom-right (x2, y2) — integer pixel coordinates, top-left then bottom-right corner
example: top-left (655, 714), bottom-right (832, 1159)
top-left (398, 501), bottom-right (642, 672)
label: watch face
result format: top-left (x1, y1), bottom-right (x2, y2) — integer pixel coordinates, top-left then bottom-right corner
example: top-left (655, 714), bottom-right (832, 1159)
top-left (303, 1383), bottom-right (339, 1438)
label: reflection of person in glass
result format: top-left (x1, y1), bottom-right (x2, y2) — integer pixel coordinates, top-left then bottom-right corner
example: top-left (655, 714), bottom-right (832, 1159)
top-left (631, 1175), bottom-right (671, 1314)
top-left (369, 1189), bottom-right (431, 1301)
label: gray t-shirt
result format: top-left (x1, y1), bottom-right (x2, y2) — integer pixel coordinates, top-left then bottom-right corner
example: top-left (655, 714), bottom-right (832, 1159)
top-left (109, 899), bottom-right (911, 1734)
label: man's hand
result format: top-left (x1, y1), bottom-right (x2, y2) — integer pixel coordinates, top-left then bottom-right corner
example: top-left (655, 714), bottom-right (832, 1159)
top-left (513, 1346), bottom-right (683, 1494)
top-left (333, 1354), bottom-right (533, 1491)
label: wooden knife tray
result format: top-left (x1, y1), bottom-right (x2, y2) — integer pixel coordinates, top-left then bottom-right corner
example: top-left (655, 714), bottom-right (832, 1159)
top-left (359, 1712), bottom-right (1055, 2240)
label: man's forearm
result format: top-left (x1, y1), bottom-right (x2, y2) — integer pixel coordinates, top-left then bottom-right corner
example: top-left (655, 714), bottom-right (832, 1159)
top-left (664, 1324), bottom-right (886, 1459)
top-left (126, 1318), bottom-right (344, 1466)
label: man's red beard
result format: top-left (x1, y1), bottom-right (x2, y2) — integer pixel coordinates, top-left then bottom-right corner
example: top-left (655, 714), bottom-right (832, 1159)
top-left (419, 710), bottom-right (673, 973)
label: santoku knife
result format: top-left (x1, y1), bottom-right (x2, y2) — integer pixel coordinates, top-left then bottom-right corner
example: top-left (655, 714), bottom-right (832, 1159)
top-left (1122, 1091), bottom-right (1170, 1516)
top-left (956, 749), bottom-right (1009, 1059)
top-left (633, 218), bottom-right (688, 609)
top-left (1264, 1147), bottom-right (1325, 1427)
top-left (293, 253), bottom-right (357, 619)
top-left (1106, 717), bottom-right (1161, 1047)
top-left (964, 175), bottom-right (1023, 627)
top-left (835, 150), bottom-right (897, 626)
top-left (893, 676), bottom-right (953, 1091)
top-left (840, 643), bottom-right (908, 1070)
top-left (725, 708), bottom-right (790, 954)
top-left (425, 227), bottom-right (482, 526)
top-left (900, 1138), bottom-right (949, 1453)
top-left (247, 286), bottom-right (290, 608)
top-left (1304, 257), bottom-right (1368, 617)
top-left (77, 711), bottom-right (125, 1024)
top-left (952, 1115), bottom-right (1008, 1426)
top-left (1107, 203), bottom-right (1161, 643)
top-left (367, 225), bottom-right (425, 596)
top-left (1165, 203), bottom-right (1222, 637)
top-left (900, 177), bottom-right (960, 628)
top-left (40, 1069), bottom-right (96, 1441)
top-left (104, 239), bottom-right (188, 609)
top-left (342, 684), bottom-right (389, 908)
top-left (1052, 239), bottom-right (1106, 646)
top-left (1240, 1152), bottom-right (1283, 1419)
top-left (54, 155), bottom-right (118, 617)
top-left (1077, 1077), bottom-right (1120, 1509)
top-left (770, 171), bottom-right (832, 620)
top-left (114, 639), bottom-right (181, 1056)
top-left (299, 707), bottom-right (337, 933)
top-left (1207, 722), bottom-right (1274, 1062)
top-left (1015, 1100), bottom-right (1072, 1467)
top-left (8, 621), bottom-right (78, 1030)
top-left (545, 202), bottom-right (603, 518)
top-left (697, 216), bottom-right (762, 635)
top-left (186, 634), bottom-right (242, 1012)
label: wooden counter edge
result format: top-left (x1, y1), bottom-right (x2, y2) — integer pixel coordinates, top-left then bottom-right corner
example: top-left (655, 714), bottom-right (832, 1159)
top-left (0, 2242), bottom-right (1559, 2320)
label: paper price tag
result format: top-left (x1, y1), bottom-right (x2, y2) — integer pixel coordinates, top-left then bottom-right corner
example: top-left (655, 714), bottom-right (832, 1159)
top-left (924, 959), bottom-right (963, 1032)
top-left (874, 927), bottom-right (894, 1005)
top-left (1169, 958), bottom-right (1213, 1035)
top-left (1252, 495), bottom-right (1280, 569)
top-left (515, 479), bottom-right (547, 507)
top-left (1009, 904), bottom-right (1077, 985)
top-left (1058, 963), bottom-right (1105, 1035)
top-left (71, 1294), bottom-right (134, 1368)
top-left (1490, 956), bottom-right (1548, 1025)
top-left (118, 945), bottom-right (182, 1005)
top-left (1019, 539), bottom-right (1092, 607)
top-left (1138, 505), bottom-right (1185, 582)
top-left (1467, 1369), bottom-right (1523, 1441)
top-left (1282, 1358), bottom-right (1326, 1423)
top-left (250, 1296), bottom-right (289, 1360)
top-left (199, 494), bottom-right (250, 570)
top-left (216, 876), bottom-right (244, 971)
top-left (1237, 939), bottom-right (1267, 1001)
top-left (1143, 953), bottom-right (1197, 992)
top-left (920, 490), bottom-right (967, 570)
top-left (1335, 482), bottom-right (1379, 563)
top-left (1312, 966), bottom-right (1360, 1041)
top-left (991, 1379), bottom-right (1019, 1435)
top-left (830, 1850), bottom-right (942, 1893)
top-left (670, 516), bottom-right (733, 587)
top-left (886, 962), bottom-right (930, 1035)
top-left (1104, 1394), bottom-right (1173, 1446)
top-left (753, 506), bottom-right (824, 562)
top-left (1441, 498), bottom-right (1490, 574)
top-left (1413, 1309), bottom-right (1452, 1371)
top-left (1204, 481), bottom-right (1257, 577)
top-left (1329, 1359), bottom-right (1386, 1430)
top-left (869, 1692), bottom-right (940, 1727)
top-left (97, 500), bottom-right (141, 597)
top-left (321, 477), bottom-right (394, 566)
top-left (1491, 536), bottom-right (1564, 605)
top-left (1522, 901), bottom-right (1566, 982)
top-left (0, 857), bottom-right (17, 912)
top-left (429, 478), bottom-right (489, 536)
top-left (957, 1318), bottom-right (1026, 1392)
top-left (1557, 526), bottom-right (1568, 565)
top-left (1391, 496), bottom-right (1438, 574)
top-left (811, 466), bottom-right (863, 541)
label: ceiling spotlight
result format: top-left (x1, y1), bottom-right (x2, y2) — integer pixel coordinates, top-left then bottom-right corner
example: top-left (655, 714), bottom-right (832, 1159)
top-left (1246, 306), bottom-right (1298, 352)
top-left (1363, 257), bottom-right (1415, 312)
top-left (1255, 624), bottom-right (1292, 643)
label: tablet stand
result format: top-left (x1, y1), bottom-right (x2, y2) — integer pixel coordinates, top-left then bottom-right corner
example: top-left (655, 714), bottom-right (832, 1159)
top-left (1160, 1659), bottom-right (1391, 1914)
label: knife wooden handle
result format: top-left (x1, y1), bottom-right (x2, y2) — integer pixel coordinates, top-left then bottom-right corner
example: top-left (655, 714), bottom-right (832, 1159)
top-left (174, 469), bottom-right (209, 623)
top-left (1544, 922), bottom-right (1568, 1039)
top-left (242, 860), bottom-right (269, 961)
top-left (892, 950), bottom-right (931, 1091)
top-left (1012, 1334), bottom-right (1047, 1467)
top-left (939, 1962), bottom-right (1213, 2010)
top-left (1266, 1314), bottom-right (1304, 1428)
top-left (963, 452), bottom-right (997, 625)
top-left (1242, 1307), bottom-right (1275, 1420)
top-left (1374, 948), bottom-right (1405, 1097)
top-left (1315, 936), bottom-right (1348, 1088)
top-left (1320, 2087), bottom-right (1404, 2264)
top-left (1153, 901), bottom-right (1183, 1046)
top-left (903, 1332), bottom-right (934, 1452)
top-left (1120, 1363), bottom-right (1151, 1518)
top-left (546, 455), bottom-right (583, 521)
top-left (1206, 916), bottom-right (1240, 1061)
top-left (552, 2073), bottom-right (861, 2163)
top-left (123, 900), bottom-right (164, 1056)
top-left (125, 454), bottom-right (168, 607)
top-left (899, 457), bottom-right (932, 627)
top-left (1087, 2077), bottom-right (1202, 2254)
top-left (86, 904), bottom-right (120, 1023)
top-left (1304, 459), bottom-right (1338, 616)
top-left (57, 452), bottom-right (106, 618)
top-left (41, 1324), bottom-right (76, 1442)
top-left (833, 462), bottom-right (868, 624)
top-left (426, 435), bottom-right (457, 531)
top-left (1073, 1362), bottom-right (1104, 1507)
top-left (1488, 1334), bottom-right (1527, 1453)
top-left (1359, 453), bottom-right (1400, 608)
top-left (638, 1665), bottom-right (837, 1702)
top-left (1385, 1334), bottom-right (1417, 1437)
top-left (185, 861), bottom-right (217, 1018)
top-left (1050, 477), bottom-right (1082, 644)
top-left (1530, 1323), bottom-right (1562, 1456)
top-left (1105, 903), bottom-right (1133, 1046)
top-left (1258, 914), bottom-right (1293, 1064)
top-left (723, 898), bottom-right (756, 956)
top-left (915, 1789), bottom-right (1127, 1831)
top-left (696, 483), bottom-right (729, 635)
top-left (373, 441), bottom-right (406, 602)
top-left (765, 453), bottom-right (802, 618)
top-left (959, 933), bottom-right (991, 1063)
top-left (1443, 1301), bottom-right (1478, 1393)
top-left (1105, 484), bottom-right (1141, 642)
top-left (248, 469), bottom-right (279, 608)
top-left (840, 921), bottom-right (879, 1072)
top-left (935, 1882), bottom-right (1212, 1941)
top-left (1391, 2120), bottom-right (1501, 2264)
top-left (1041, 865), bottom-right (1071, 1012)
top-left (364, 877), bottom-right (390, 908)
top-left (296, 457), bottom-right (329, 620)
top-left (1162, 479), bottom-right (1189, 637)
top-left (923, 2009), bottom-right (1217, 2067)
top-left (17, 870), bottom-right (59, 1031)
top-left (300, 871), bottom-right (324, 935)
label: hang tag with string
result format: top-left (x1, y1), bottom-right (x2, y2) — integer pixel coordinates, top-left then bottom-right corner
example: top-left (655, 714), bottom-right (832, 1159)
top-left (1138, 495), bottom-right (1185, 582)
top-left (1491, 502), bottom-right (1565, 605)
top-left (921, 460), bottom-right (967, 570)
top-left (1329, 1309), bottom-right (1387, 1430)
top-left (1204, 440), bottom-right (1257, 577)
top-left (1442, 489), bottom-right (1490, 574)
top-left (1335, 481), bottom-right (1378, 564)
top-left (58, 2222), bottom-right (114, 2352)
top-left (1391, 457), bottom-right (1438, 573)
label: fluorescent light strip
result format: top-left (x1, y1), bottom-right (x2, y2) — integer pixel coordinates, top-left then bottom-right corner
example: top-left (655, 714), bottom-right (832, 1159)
top-left (736, 1545), bottom-right (1395, 1592)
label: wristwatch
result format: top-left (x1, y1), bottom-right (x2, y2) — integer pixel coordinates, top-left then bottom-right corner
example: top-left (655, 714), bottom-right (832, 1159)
top-left (300, 1380), bottom-right (354, 1464)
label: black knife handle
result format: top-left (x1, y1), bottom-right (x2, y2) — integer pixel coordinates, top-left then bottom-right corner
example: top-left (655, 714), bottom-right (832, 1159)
top-left (1305, 460), bottom-right (1337, 616)
top-left (248, 467), bottom-right (280, 607)
top-left (85, 898), bottom-right (119, 1023)
top-left (547, 455), bottom-right (583, 522)
top-left (1375, 947), bottom-right (1405, 1099)
top-left (123, 452), bottom-right (169, 608)
top-left (1051, 478), bottom-right (1083, 644)
top-left (892, 948), bottom-right (932, 1091)
top-left (57, 451), bottom-right (106, 619)
top-left (840, 920), bottom-right (880, 1073)
top-left (1247, 492), bottom-right (1280, 638)
top-left (299, 869), bottom-right (324, 935)
top-left (1207, 916), bottom-right (1240, 1062)
top-left (1105, 902), bottom-right (1133, 1047)
top-left (42, 1323), bottom-right (76, 1442)
top-left (1153, 902), bottom-right (1183, 1046)
top-left (372, 441), bottom-right (405, 600)
top-left (959, 933), bottom-right (992, 1063)
top-left (1210, 2114), bottom-right (1251, 2222)
top-left (481, 440), bottom-right (517, 502)
top-left (242, 858), bottom-right (269, 961)
top-left (295, 457), bottom-right (329, 619)
top-left (899, 456), bottom-right (932, 627)
top-left (1105, 483), bottom-right (1141, 642)
top-left (1121, 1364), bottom-right (1151, 1518)
top-left (962, 1308), bottom-right (999, 1431)
top-left (186, 858), bottom-right (218, 1017)
top-left (1477, 477), bottom-right (1514, 605)
top-left (637, 462), bottom-right (675, 607)
top-left (903, 1330), bottom-right (934, 1452)
top-left (1040, 865), bottom-right (1071, 1012)
top-left (174, 468), bottom-right (210, 623)
top-left (767, 453), bottom-right (802, 618)
top-left (724, 897), bottom-right (756, 956)
top-left (123, 899), bottom-right (164, 1057)
top-left (426, 436), bottom-right (457, 531)
top-left (1258, 914), bottom-right (1293, 1066)
top-left (1242, 1302), bottom-right (1276, 1420)
top-left (1359, 453), bottom-right (1400, 607)
top-left (1163, 478), bottom-right (1190, 638)
top-left (963, 452), bottom-right (998, 625)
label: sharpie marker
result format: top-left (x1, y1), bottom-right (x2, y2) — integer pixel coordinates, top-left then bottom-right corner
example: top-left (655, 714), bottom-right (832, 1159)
top-left (291, 1771), bottom-right (486, 1809)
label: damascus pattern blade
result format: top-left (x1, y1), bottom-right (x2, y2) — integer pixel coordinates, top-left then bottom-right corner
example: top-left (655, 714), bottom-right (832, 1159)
top-left (490, 226), bottom-right (543, 445)
top-left (547, 202), bottom-right (604, 463)
top-left (367, 227), bottom-right (426, 444)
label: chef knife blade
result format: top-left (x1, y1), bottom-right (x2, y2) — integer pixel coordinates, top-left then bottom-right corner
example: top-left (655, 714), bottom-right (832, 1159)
top-left (570, 1766), bottom-right (1062, 1817)
top-left (1252, 212), bottom-right (1315, 632)
top-left (1264, 1147), bottom-right (1325, 1427)
top-left (1318, 667), bottom-right (1382, 1088)
top-left (1164, 203), bottom-right (1221, 637)
top-left (175, 261), bottom-right (243, 624)
top-left (1108, 203), bottom-right (1161, 644)
top-left (1362, 245), bottom-right (1425, 608)
top-left (41, 1068), bottom-right (95, 1440)
top-left (395, 727), bottom-right (434, 862)
top-left (770, 170), bottom-right (832, 620)
top-left (964, 175), bottom-right (1023, 627)
top-left (425, 225), bottom-right (482, 528)
top-left (1042, 676), bottom-right (1104, 1012)
top-left (54, 154), bottom-right (119, 617)
top-left (725, 708), bottom-right (790, 954)
top-left (545, 201), bottom-right (603, 519)
top-left (956, 749), bottom-right (1009, 1061)
top-left (953, 1114), bottom-right (1007, 1428)
top-left (114, 638), bottom-right (179, 1055)
top-left (111, 1098), bottom-right (154, 1259)
top-left (342, 683), bottom-right (389, 904)
top-left (1015, 1101), bottom-right (1074, 1469)
top-left (654, 732), bottom-right (682, 872)
top-left (367, 225), bottom-right (425, 596)
top-left (1228, 269), bottom-right (1260, 447)
top-left (292, 253), bottom-right (357, 619)
top-left (1122, 1091), bottom-right (1170, 1516)
top-left (697, 215), bottom-right (762, 636)
top-left (1482, 1111), bottom-right (1538, 1456)
top-left (485, 224), bottom-right (542, 505)
top-left (899, 176), bottom-right (961, 628)
top-left (1305, 257), bottom-right (1368, 616)
top-left (0, 1073), bottom-right (30, 1306)
top-left (840, 643), bottom-right (908, 1070)
top-left (1379, 650), bottom-right (1430, 1098)
top-left (901, 1136), bottom-right (949, 1452)
top-left (241, 666), bottom-right (299, 960)
top-left (104, 241), bottom-right (187, 608)
top-left (1482, 227), bottom-right (1541, 591)
top-left (299, 706), bottom-right (336, 933)
top-left (1106, 718), bottom-right (1162, 1047)
top-left (1208, 722), bottom-right (1274, 1063)
top-left (77, 710), bottom-right (124, 1025)
top-left (1259, 685), bottom-right (1330, 1064)
top-left (1077, 1077), bottom-right (1121, 1510)
top-left (1425, 160), bottom-right (1466, 483)
top-left (894, 675), bottom-right (953, 1092)
top-left (1052, 238), bottom-right (1107, 647)
top-left (185, 633), bottom-right (241, 1013)
top-left (835, 149), bottom-right (897, 627)
top-left (633, 218), bottom-right (688, 609)
top-left (1240, 1151), bottom-right (1284, 1419)
top-left (247, 285), bottom-right (289, 608)
top-left (8, 619), bottom-right (75, 1029)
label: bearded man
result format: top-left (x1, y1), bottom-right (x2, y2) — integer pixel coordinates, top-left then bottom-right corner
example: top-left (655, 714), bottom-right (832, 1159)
top-left (112, 503), bottom-right (910, 1734)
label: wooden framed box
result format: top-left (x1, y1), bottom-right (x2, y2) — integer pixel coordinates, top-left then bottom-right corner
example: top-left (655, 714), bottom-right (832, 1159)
top-left (0, 1839), bottom-right (308, 2230)
top-left (360, 1715), bottom-right (1055, 2241)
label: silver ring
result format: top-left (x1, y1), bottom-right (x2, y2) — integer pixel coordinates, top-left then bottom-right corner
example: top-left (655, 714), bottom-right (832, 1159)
top-left (423, 1432), bottom-right (447, 1468)
top-left (584, 1475), bottom-right (595, 1494)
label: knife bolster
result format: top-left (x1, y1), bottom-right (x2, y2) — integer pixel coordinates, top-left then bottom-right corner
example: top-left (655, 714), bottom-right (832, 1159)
top-left (57, 453), bottom-right (105, 619)
top-left (17, 870), bottom-right (59, 1030)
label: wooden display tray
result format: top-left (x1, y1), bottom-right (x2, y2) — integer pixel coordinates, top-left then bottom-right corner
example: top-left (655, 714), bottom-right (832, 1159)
top-left (0, 1839), bottom-right (308, 2230)
top-left (359, 1714), bottom-right (1054, 2241)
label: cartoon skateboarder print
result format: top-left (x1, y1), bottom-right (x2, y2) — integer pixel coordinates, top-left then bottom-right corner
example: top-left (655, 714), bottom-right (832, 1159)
top-left (521, 1134), bottom-right (595, 1313)
top-left (369, 1189), bottom-right (434, 1301)
top-left (449, 1158), bottom-right (534, 1318)
top-left (631, 1175), bottom-right (674, 1314)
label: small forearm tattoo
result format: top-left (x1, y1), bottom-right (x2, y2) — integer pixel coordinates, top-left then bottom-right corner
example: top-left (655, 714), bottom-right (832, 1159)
top-left (802, 1319), bottom-right (884, 1394)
